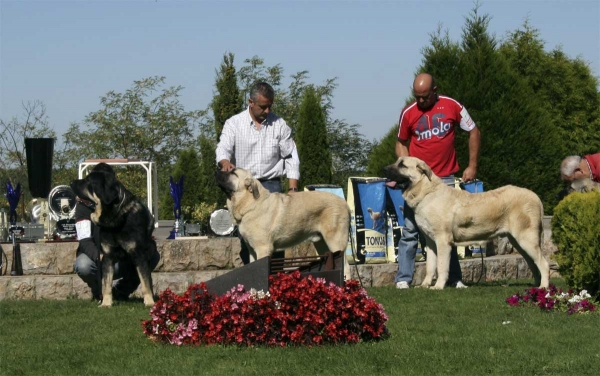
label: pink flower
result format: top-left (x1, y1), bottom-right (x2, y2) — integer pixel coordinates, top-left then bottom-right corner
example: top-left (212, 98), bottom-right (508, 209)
top-left (505, 284), bottom-right (598, 315)
top-left (142, 274), bottom-right (389, 347)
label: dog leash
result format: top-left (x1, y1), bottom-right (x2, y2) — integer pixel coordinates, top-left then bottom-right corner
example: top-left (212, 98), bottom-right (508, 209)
top-left (348, 224), bottom-right (364, 289)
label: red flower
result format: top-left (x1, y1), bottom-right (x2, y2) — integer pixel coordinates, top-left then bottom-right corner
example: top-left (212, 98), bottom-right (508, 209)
top-left (505, 284), bottom-right (598, 315)
top-left (142, 272), bottom-right (389, 347)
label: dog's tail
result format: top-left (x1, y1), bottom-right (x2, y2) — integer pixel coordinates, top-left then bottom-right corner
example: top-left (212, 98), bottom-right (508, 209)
top-left (537, 197), bottom-right (545, 246)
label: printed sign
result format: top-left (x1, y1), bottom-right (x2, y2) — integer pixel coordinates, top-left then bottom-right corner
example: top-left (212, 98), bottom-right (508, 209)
top-left (346, 178), bottom-right (388, 264)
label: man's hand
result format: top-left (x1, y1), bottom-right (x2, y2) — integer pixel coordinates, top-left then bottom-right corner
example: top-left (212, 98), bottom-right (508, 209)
top-left (288, 179), bottom-right (299, 193)
top-left (462, 166), bottom-right (477, 182)
top-left (220, 160), bottom-right (235, 172)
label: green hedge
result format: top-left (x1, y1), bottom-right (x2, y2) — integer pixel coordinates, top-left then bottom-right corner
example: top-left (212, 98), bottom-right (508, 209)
top-left (551, 191), bottom-right (600, 298)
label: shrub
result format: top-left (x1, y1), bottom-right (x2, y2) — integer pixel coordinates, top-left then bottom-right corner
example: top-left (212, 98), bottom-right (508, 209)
top-left (551, 191), bottom-right (600, 298)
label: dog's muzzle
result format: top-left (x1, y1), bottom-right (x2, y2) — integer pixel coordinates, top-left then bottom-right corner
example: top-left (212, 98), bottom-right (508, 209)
top-left (383, 166), bottom-right (410, 190)
top-left (214, 171), bottom-right (235, 196)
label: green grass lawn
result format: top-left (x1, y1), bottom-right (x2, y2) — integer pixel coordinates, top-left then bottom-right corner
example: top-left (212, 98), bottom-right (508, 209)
top-left (1, 279), bottom-right (599, 376)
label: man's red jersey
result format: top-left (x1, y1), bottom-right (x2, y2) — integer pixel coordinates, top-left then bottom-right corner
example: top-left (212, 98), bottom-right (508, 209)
top-left (583, 153), bottom-right (600, 182)
top-left (397, 95), bottom-right (476, 177)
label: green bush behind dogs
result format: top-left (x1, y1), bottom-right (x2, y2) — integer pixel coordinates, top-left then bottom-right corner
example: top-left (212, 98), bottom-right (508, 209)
top-left (551, 191), bottom-right (600, 298)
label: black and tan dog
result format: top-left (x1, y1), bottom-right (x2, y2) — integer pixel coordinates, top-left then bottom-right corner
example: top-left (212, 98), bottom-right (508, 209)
top-left (71, 163), bottom-right (156, 307)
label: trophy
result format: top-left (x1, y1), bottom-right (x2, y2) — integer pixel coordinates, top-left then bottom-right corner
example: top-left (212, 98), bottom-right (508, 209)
top-left (167, 175), bottom-right (185, 239)
top-left (48, 185), bottom-right (77, 239)
top-left (6, 182), bottom-right (24, 275)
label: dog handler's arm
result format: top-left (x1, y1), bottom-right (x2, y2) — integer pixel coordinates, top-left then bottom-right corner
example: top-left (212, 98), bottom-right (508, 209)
top-left (396, 139), bottom-right (410, 158)
top-left (396, 108), bottom-right (411, 158)
top-left (216, 119), bottom-right (236, 172)
top-left (462, 126), bottom-right (480, 181)
top-left (280, 126), bottom-right (300, 192)
top-left (287, 144), bottom-right (299, 192)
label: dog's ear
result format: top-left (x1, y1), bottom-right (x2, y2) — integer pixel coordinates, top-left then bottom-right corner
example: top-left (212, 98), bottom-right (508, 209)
top-left (416, 160), bottom-right (433, 181)
top-left (245, 177), bottom-right (261, 200)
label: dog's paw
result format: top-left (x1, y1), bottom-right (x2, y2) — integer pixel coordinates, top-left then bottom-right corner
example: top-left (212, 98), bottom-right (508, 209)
top-left (416, 283), bottom-right (430, 289)
top-left (99, 295), bottom-right (113, 307)
top-left (430, 284), bottom-right (445, 290)
top-left (143, 297), bottom-right (155, 307)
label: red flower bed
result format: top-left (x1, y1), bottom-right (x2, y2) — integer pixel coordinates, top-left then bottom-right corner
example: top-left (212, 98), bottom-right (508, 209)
top-left (142, 271), bottom-right (389, 347)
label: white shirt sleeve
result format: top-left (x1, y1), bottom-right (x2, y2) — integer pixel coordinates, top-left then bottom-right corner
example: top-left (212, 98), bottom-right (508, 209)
top-left (215, 119), bottom-right (236, 164)
top-left (279, 122), bottom-right (300, 180)
top-left (459, 106), bottom-right (476, 131)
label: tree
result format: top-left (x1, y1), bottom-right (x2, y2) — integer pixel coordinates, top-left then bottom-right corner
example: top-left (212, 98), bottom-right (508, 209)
top-left (194, 52), bottom-right (245, 211)
top-left (0, 100), bottom-right (56, 203)
top-left (62, 76), bottom-right (208, 207)
top-left (237, 55), bottom-right (283, 103)
top-left (296, 86), bottom-right (332, 187)
top-left (421, 5), bottom-right (562, 211)
top-left (212, 52), bottom-right (243, 139)
top-left (329, 119), bottom-right (373, 188)
top-left (366, 4), bottom-right (584, 213)
top-left (52, 122), bottom-right (93, 188)
top-left (67, 76), bottom-right (202, 168)
top-left (499, 20), bottom-right (600, 157)
top-left (197, 135), bottom-right (223, 207)
top-left (366, 126), bottom-right (399, 177)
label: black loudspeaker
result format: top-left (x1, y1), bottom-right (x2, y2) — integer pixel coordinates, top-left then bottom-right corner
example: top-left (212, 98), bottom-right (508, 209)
top-left (25, 138), bottom-right (55, 198)
top-left (203, 251), bottom-right (345, 296)
top-left (204, 257), bottom-right (271, 296)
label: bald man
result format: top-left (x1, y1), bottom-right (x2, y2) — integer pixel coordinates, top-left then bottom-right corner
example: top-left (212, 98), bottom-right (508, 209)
top-left (394, 73), bottom-right (481, 290)
top-left (561, 154), bottom-right (600, 183)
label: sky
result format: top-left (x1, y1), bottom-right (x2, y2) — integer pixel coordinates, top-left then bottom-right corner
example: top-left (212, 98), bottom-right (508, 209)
top-left (1, 0), bottom-right (599, 144)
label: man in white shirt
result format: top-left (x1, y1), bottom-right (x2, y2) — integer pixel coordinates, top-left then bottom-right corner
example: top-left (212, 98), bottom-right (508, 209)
top-left (216, 81), bottom-right (300, 264)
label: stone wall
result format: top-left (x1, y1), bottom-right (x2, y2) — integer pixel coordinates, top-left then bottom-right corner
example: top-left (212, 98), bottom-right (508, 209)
top-left (0, 219), bottom-right (561, 300)
top-left (1, 237), bottom-right (243, 276)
